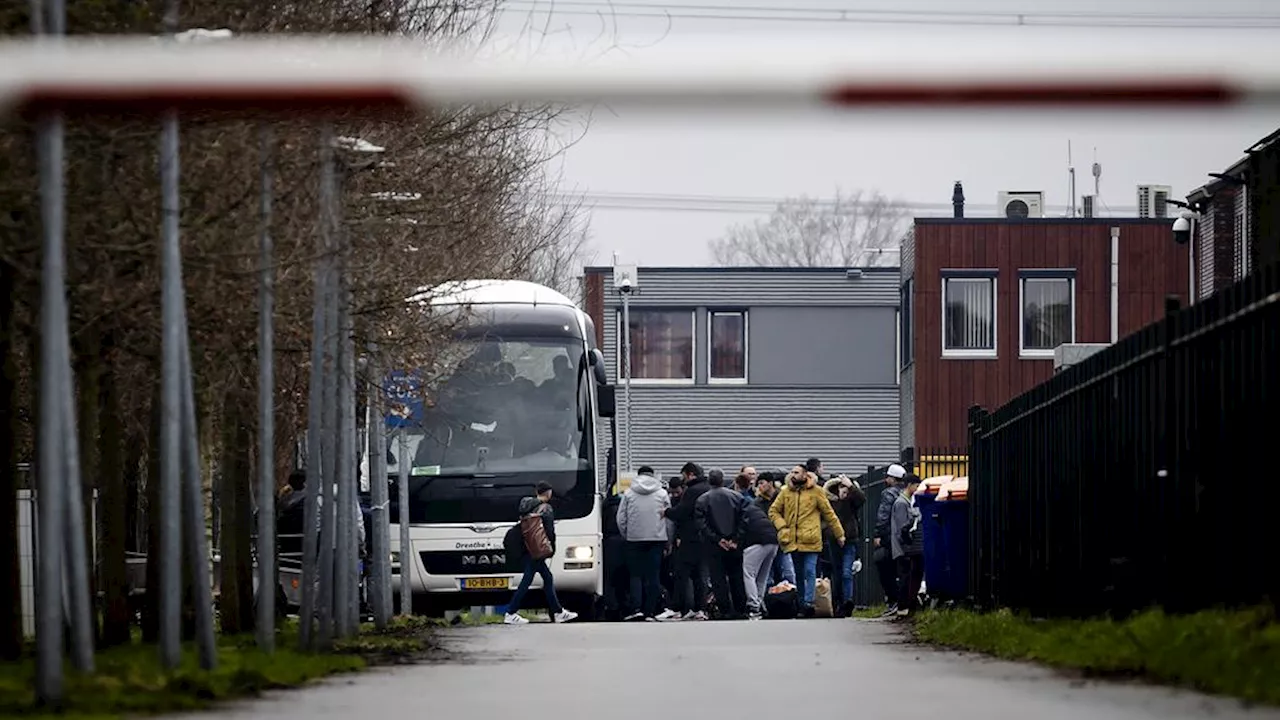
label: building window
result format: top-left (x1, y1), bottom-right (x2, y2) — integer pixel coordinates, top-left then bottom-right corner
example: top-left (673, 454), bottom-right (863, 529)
top-left (942, 272), bottom-right (996, 358)
top-left (618, 309), bottom-right (694, 382)
top-left (709, 311), bottom-right (747, 382)
top-left (1020, 271), bottom-right (1075, 357)
top-left (900, 279), bottom-right (914, 368)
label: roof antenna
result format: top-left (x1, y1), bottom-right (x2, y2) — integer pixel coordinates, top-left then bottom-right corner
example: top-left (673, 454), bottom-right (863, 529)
top-left (1092, 147), bottom-right (1102, 202)
top-left (1067, 140), bottom-right (1076, 218)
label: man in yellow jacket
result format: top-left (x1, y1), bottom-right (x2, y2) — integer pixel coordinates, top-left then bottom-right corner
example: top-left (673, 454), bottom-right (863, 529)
top-left (769, 465), bottom-right (844, 617)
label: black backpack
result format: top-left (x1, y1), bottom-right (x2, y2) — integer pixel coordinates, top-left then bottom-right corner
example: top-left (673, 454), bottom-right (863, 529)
top-left (764, 587), bottom-right (799, 619)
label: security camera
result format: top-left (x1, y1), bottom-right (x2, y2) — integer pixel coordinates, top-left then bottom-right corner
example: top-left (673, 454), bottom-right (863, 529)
top-left (1172, 213), bottom-right (1193, 245)
top-left (618, 275), bottom-right (633, 294)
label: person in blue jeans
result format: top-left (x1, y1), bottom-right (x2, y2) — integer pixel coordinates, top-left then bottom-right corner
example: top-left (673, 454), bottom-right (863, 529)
top-left (503, 482), bottom-right (579, 625)
top-left (769, 466), bottom-right (844, 617)
top-left (823, 475), bottom-right (866, 616)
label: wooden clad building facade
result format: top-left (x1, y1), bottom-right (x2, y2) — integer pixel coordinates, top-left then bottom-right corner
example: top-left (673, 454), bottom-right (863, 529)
top-left (900, 218), bottom-right (1190, 450)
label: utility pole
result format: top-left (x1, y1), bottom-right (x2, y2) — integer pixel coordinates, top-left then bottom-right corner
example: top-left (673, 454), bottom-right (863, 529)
top-left (613, 264), bottom-right (637, 474)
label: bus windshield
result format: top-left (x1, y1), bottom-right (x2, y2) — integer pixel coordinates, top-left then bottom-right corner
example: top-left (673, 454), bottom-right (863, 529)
top-left (386, 332), bottom-right (596, 524)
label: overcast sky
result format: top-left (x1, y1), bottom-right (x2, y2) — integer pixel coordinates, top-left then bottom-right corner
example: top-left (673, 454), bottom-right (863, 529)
top-left (489, 0), bottom-right (1280, 267)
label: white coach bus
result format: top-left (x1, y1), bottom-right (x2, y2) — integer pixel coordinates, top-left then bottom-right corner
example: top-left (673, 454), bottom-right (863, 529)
top-left (384, 279), bottom-right (615, 618)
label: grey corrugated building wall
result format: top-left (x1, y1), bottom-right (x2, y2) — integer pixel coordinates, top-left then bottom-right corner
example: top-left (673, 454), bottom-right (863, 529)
top-left (583, 266), bottom-right (901, 478)
top-left (899, 227), bottom-right (916, 451)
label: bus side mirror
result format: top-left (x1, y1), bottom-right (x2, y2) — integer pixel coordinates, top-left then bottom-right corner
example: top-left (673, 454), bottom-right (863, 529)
top-left (589, 348), bottom-right (608, 386)
top-left (597, 384), bottom-right (616, 418)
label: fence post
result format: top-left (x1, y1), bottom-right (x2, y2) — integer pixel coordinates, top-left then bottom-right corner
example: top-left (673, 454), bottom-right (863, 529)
top-left (255, 124), bottom-right (276, 653)
top-left (899, 447), bottom-right (915, 475)
top-left (1158, 295), bottom-right (1181, 481)
top-left (966, 405), bottom-right (988, 609)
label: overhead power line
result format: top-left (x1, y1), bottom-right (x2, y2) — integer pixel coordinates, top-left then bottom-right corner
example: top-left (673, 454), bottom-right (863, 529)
top-left (544, 190), bottom-right (1139, 215)
top-left (499, 1), bottom-right (1280, 29)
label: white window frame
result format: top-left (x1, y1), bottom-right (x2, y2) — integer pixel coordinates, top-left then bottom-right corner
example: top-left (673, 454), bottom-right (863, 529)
top-left (616, 308), bottom-right (696, 385)
top-left (941, 272), bottom-right (998, 359)
top-left (707, 310), bottom-right (748, 384)
top-left (1018, 272), bottom-right (1076, 359)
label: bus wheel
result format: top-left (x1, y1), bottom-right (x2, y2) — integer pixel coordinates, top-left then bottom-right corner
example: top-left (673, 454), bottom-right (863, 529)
top-left (562, 593), bottom-right (599, 622)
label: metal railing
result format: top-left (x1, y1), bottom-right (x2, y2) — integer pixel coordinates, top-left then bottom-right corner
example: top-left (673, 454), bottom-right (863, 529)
top-left (967, 262), bottom-right (1280, 617)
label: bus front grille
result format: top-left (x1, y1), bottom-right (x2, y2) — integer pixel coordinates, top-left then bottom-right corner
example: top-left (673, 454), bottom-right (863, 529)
top-left (419, 550), bottom-right (522, 575)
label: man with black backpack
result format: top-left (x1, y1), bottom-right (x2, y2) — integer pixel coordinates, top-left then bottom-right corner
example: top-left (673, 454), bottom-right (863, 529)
top-left (503, 482), bottom-right (579, 625)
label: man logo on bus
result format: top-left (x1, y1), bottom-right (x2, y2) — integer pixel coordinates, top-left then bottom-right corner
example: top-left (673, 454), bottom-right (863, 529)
top-left (462, 553), bottom-right (505, 566)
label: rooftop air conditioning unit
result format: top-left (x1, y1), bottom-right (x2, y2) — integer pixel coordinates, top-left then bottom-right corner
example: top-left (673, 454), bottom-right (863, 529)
top-left (1137, 184), bottom-right (1172, 218)
top-left (997, 191), bottom-right (1044, 219)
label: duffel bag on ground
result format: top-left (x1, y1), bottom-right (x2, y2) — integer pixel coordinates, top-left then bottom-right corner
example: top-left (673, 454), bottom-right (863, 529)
top-left (764, 586), bottom-right (799, 619)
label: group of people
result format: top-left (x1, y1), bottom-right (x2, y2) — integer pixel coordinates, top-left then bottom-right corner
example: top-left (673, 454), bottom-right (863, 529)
top-left (497, 458), bottom-right (929, 625)
top-left (603, 458), bottom-right (927, 621)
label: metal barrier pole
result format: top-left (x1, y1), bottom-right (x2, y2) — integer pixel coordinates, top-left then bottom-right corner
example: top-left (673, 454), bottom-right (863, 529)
top-left (57, 327), bottom-right (93, 673)
top-left (342, 289), bottom-right (359, 631)
top-left (255, 124), bottom-right (276, 652)
top-left (39, 0), bottom-right (93, 668)
top-left (178, 309), bottom-right (217, 669)
top-left (157, 103), bottom-right (184, 672)
top-left (335, 281), bottom-right (354, 637)
top-left (397, 428), bottom-right (411, 616)
top-left (33, 0), bottom-right (69, 699)
top-left (298, 131), bottom-right (332, 649)
top-left (367, 351), bottom-right (391, 627)
top-left (315, 124), bottom-right (339, 649)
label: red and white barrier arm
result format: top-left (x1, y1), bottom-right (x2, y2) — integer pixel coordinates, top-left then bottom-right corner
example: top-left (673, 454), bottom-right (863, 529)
top-left (1, 31), bottom-right (1278, 115)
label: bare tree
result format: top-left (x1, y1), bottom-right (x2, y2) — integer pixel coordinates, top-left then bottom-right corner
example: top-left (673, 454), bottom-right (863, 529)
top-left (0, 0), bottom-right (597, 645)
top-left (709, 189), bottom-right (906, 268)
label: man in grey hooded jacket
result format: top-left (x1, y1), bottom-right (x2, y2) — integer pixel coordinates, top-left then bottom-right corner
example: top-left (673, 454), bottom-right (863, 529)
top-left (617, 472), bottom-right (671, 620)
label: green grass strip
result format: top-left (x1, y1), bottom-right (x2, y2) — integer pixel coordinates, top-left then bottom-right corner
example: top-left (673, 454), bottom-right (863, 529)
top-left (0, 618), bottom-right (439, 719)
top-left (914, 606), bottom-right (1280, 706)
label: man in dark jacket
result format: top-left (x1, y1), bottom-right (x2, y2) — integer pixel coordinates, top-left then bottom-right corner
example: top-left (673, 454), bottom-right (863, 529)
top-left (695, 469), bottom-right (748, 620)
top-left (503, 482), bottom-right (578, 625)
top-left (664, 462), bottom-right (710, 620)
top-left (873, 464), bottom-right (906, 616)
top-left (740, 480), bottom-right (779, 620)
top-left (601, 481), bottom-right (629, 621)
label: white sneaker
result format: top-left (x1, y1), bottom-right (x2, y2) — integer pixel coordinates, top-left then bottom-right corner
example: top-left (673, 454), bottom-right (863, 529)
top-left (623, 611), bottom-right (646, 622)
top-left (503, 613), bottom-right (528, 625)
top-left (553, 609), bottom-right (579, 623)
top-left (688, 610), bottom-right (709, 621)
top-left (655, 608), bottom-right (681, 621)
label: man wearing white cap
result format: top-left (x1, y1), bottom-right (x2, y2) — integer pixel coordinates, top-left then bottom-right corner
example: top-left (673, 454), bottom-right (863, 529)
top-left (871, 463), bottom-right (906, 616)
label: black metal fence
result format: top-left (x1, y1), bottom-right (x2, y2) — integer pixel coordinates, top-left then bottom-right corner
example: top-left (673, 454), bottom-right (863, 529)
top-left (968, 262), bottom-right (1280, 617)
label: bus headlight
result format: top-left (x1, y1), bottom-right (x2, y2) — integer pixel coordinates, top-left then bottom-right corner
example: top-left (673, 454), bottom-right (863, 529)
top-left (567, 545), bottom-right (594, 561)
top-left (390, 551), bottom-right (400, 565)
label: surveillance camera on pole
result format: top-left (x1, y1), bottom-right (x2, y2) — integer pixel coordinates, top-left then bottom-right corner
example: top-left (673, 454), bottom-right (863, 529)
top-left (612, 264), bottom-right (637, 473)
top-left (1172, 211), bottom-right (1194, 245)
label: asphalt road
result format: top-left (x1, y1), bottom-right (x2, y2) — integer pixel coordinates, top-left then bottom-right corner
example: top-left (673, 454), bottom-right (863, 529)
top-left (201, 618), bottom-right (1280, 720)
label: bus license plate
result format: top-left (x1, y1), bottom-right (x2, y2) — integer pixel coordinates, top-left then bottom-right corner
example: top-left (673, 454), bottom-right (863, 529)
top-left (460, 577), bottom-right (510, 590)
